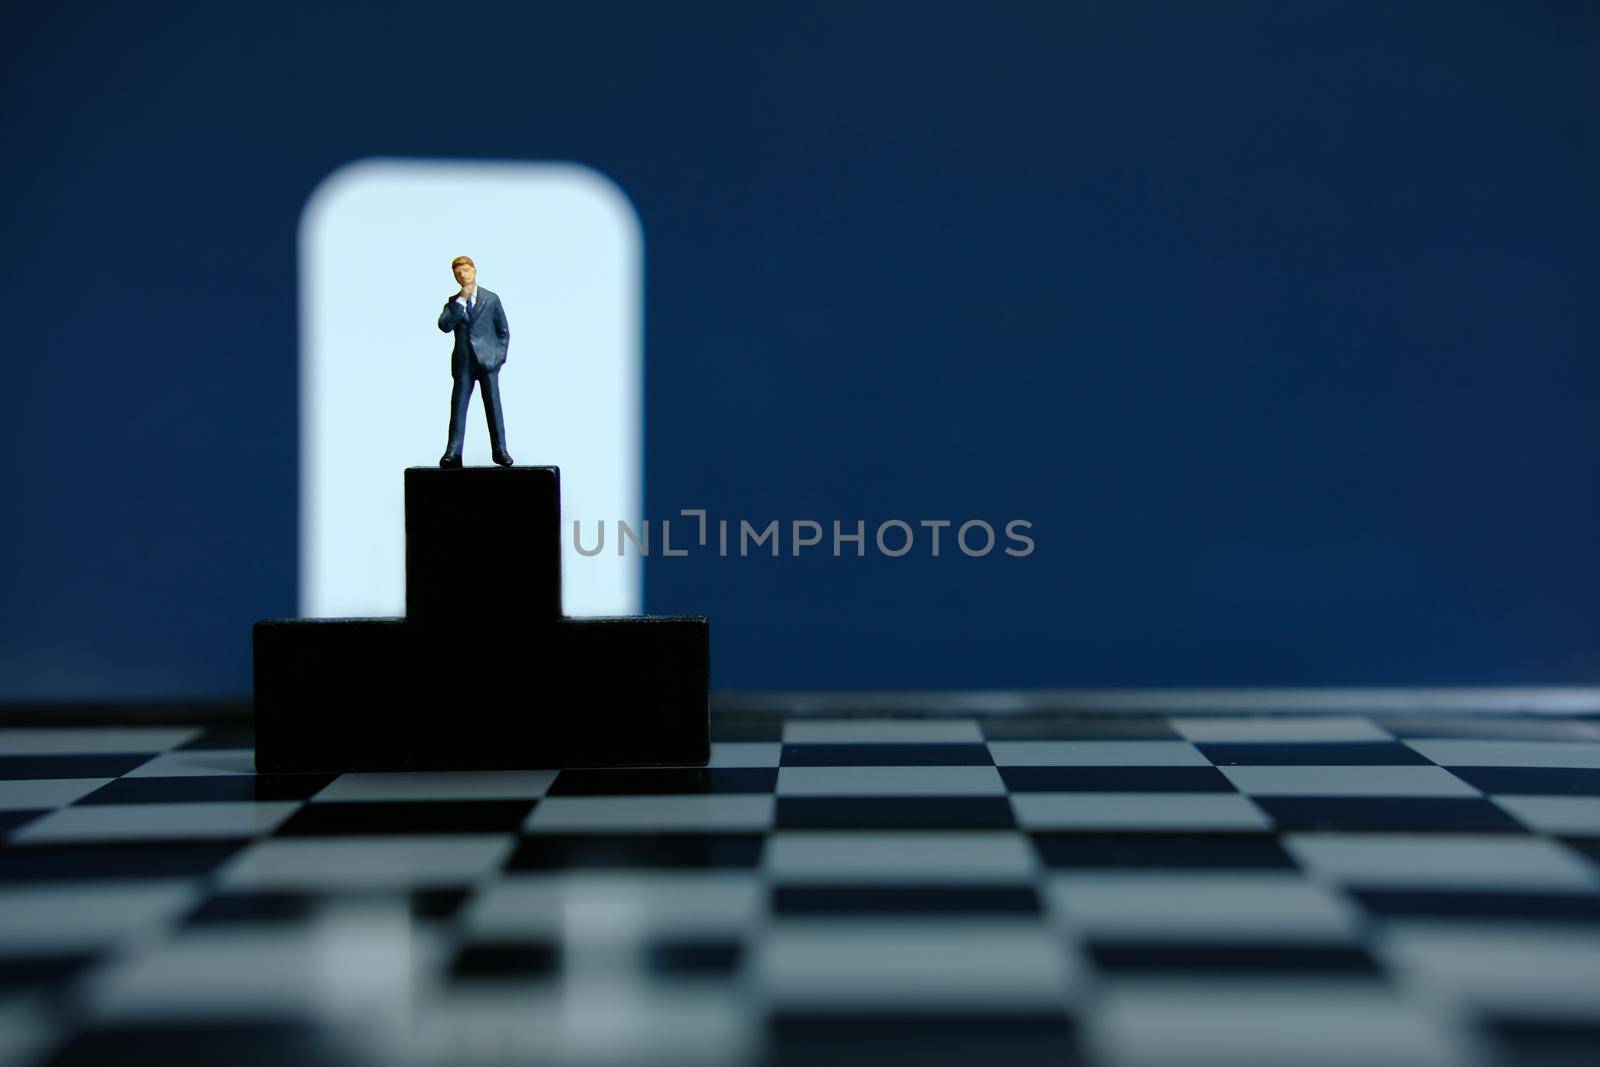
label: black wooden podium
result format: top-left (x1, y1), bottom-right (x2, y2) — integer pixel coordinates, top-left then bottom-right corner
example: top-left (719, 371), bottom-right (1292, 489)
top-left (253, 467), bottom-right (709, 772)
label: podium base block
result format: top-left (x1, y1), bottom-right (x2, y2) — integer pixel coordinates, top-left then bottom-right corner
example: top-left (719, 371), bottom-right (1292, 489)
top-left (253, 616), bottom-right (709, 772)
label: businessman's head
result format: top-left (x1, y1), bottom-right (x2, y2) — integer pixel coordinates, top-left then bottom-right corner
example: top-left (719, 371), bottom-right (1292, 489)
top-left (451, 255), bottom-right (477, 291)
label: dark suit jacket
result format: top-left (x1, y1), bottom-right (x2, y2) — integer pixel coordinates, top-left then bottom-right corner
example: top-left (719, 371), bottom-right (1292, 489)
top-left (437, 287), bottom-right (510, 377)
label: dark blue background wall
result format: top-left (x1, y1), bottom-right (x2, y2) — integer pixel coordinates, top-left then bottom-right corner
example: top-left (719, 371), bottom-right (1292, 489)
top-left (3, 1), bottom-right (1597, 697)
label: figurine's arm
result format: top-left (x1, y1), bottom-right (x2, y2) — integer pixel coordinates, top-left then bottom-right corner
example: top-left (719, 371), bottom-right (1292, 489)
top-left (493, 299), bottom-right (510, 351)
top-left (437, 298), bottom-right (465, 333)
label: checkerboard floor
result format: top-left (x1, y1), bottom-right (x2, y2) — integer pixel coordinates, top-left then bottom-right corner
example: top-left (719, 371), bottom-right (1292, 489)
top-left (1, 713), bottom-right (1599, 1066)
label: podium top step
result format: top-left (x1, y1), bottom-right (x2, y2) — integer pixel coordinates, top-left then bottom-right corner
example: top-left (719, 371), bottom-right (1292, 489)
top-left (404, 465), bottom-right (560, 475)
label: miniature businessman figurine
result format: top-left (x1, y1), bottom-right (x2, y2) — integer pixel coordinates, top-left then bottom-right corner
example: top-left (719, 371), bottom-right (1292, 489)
top-left (437, 255), bottom-right (513, 467)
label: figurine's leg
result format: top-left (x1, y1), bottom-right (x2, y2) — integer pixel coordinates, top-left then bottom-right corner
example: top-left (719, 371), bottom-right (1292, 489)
top-left (480, 371), bottom-right (509, 456)
top-left (444, 373), bottom-right (475, 459)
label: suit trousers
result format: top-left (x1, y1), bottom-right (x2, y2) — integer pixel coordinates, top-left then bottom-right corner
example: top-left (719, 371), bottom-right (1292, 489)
top-left (444, 367), bottom-right (508, 457)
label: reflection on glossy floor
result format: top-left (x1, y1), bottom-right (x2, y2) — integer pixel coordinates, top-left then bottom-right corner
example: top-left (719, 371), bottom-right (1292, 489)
top-left (1, 712), bottom-right (1598, 1066)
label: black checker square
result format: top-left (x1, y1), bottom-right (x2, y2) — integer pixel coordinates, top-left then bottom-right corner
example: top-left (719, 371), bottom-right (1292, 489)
top-left (449, 940), bottom-right (561, 982)
top-left (1561, 837), bottom-right (1600, 867)
top-left (411, 887), bottom-right (474, 922)
top-left (43, 1021), bottom-right (348, 1067)
top-left (0, 810), bottom-right (45, 836)
top-left (547, 768), bottom-right (777, 796)
top-left (505, 832), bottom-right (766, 871)
top-left (773, 885), bottom-right (1042, 916)
top-left (1030, 833), bottom-right (1298, 870)
top-left (184, 891), bottom-right (319, 928)
top-left (0, 951), bottom-right (101, 992)
top-left (274, 800), bottom-right (533, 837)
top-left (776, 796), bottom-right (1016, 830)
top-left (1255, 796), bottom-right (1525, 832)
top-left (646, 938), bottom-right (744, 976)
top-left (176, 725), bottom-right (257, 751)
top-left (981, 716), bottom-right (1182, 740)
top-left (1086, 941), bottom-right (1380, 976)
top-left (1486, 1019), bottom-right (1600, 1067)
top-left (1447, 766), bottom-right (1600, 797)
top-left (1351, 889), bottom-right (1600, 923)
top-left (1196, 742), bottom-right (1433, 766)
top-left (0, 755), bottom-right (155, 781)
top-left (1000, 766), bottom-right (1235, 793)
top-left (709, 717), bottom-right (784, 742)
top-left (0, 841), bottom-right (247, 883)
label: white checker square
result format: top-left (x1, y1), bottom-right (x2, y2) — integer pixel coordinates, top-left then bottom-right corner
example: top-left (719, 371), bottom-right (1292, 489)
top-left (0, 728), bottom-right (200, 754)
top-left (1172, 717), bottom-right (1392, 743)
top-left (782, 719), bottom-right (984, 744)
top-left (1011, 793), bottom-right (1270, 831)
top-left (987, 741), bottom-right (1209, 767)
top-left (412, 989), bottom-right (756, 1067)
top-left (524, 795), bottom-right (774, 833)
top-left (0, 882), bottom-right (200, 951)
top-left (706, 743), bottom-right (783, 768)
top-left (1491, 795), bottom-right (1600, 835)
top-left (775, 765), bottom-right (1006, 797)
top-left (1284, 833), bottom-right (1600, 890)
top-left (221, 835), bottom-right (515, 890)
top-left (11, 802), bottom-right (300, 844)
top-left (85, 928), bottom-right (345, 1020)
top-left (468, 872), bottom-right (765, 939)
top-left (0, 997), bottom-right (55, 1067)
top-left (1045, 873), bottom-right (1356, 941)
top-left (0, 778), bottom-right (112, 811)
top-left (314, 770), bottom-right (559, 802)
top-left (120, 750), bottom-right (256, 778)
top-left (1086, 981), bottom-right (1466, 1067)
top-left (765, 832), bottom-right (1037, 884)
top-left (1379, 923), bottom-right (1600, 1020)
top-left (1219, 765), bottom-right (1480, 797)
top-left (1404, 740), bottom-right (1600, 769)
top-left (758, 921), bottom-right (1078, 1010)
